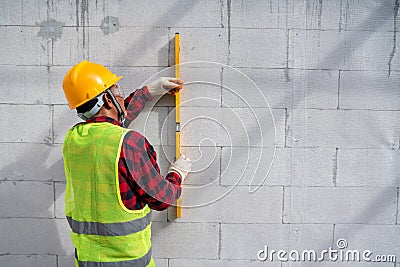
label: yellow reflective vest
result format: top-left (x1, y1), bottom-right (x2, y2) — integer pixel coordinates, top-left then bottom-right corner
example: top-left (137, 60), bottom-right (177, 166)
top-left (63, 122), bottom-right (154, 267)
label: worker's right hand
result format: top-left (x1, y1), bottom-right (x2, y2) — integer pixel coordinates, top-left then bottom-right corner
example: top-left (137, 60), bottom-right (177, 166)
top-left (147, 77), bottom-right (183, 96)
top-left (168, 154), bottom-right (192, 183)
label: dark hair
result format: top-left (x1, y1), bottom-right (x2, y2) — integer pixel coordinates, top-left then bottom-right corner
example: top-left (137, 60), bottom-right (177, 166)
top-left (76, 97), bottom-right (99, 113)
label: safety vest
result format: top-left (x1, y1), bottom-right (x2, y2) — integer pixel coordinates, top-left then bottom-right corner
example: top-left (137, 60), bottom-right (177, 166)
top-left (63, 122), bottom-right (154, 267)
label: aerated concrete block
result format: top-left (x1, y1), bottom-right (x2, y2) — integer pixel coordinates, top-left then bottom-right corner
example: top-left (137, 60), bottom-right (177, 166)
top-left (21, 0), bottom-right (48, 26)
top-left (230, 0), bottom-right (287, 29)
top-left (339, 70), bottom-right (400, 110)
top-left (0, 26), bottom-right (49, 65)
top-left (52, 27), bottom-right (88, 66)
top-left (0, 0), bottom-right (23, 25)
top-left (88, 27), bottom-right (169, 67)
top-left (289, 30), bottom-right (395, 71)
top-left (46, 0), bottom-right (79, 27)
top-left (152, 222), bottom-right (219, 259)
top-left (178, 107), bottom-right (283, 148)
top-left (283, 187), bottom-right (397, 224)
top-left (89, 0), bottom-right (224, 28)
top-left (222, 68), bottom-right (292, 109)
top-left (0, 143), bottom-right (64, 182)
top-left (151, 210), bottom-right (168, 222)
top-left (287, 0), bottom-right (341, 30)
top-left (0, 218), bottom-right (73, 255)
top-left (287, 109), bottom-right (400, 149)
top-left (221, 147), bottom-right (335, 186)
top-left (170, 28), bottom-right (229, 64)
top-left (222, 68), bottom-right (338, 109)
top-left (0, 181), bottom-right (54, 218)
top-left (57, 255), bottom-right (75, 267)
top-left (178, 106), bottom-right (230, 147)
top-left (153, 259), bottom-right (168, 267)
top-left (337, 0), bottom-right (398, 32)
top-left (337, 148), bottom-right (400, 187)
top-left (334, 224), bottom-right (400, 261)
top-left (221, 223), bottom-right (333, 260)
top-left (291, 69), bottom-right (339, 109)
top-left (0, 104), bottom-right (51, 143)
top-left (176, 185), bottom-right (283, 223)
top-left (230, 28), bottom-right (287, 68)
top-left (0, 65), bottom-right (50, 104)
top-left (179, 65), bottom-right (223, 107)
top-left (220, 146), bottom-right (275, 186)
top-left (0, 255), bottom-right (56, 267)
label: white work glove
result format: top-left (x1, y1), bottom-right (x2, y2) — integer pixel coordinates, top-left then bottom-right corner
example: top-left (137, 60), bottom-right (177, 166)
top-left (147, 77), bottom-right (182, 96)
top-left (168, 154), bottom-right (192, 183)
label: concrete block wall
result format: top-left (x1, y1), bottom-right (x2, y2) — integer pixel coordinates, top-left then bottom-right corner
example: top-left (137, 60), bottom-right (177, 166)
top-left (0, 0), bottom-right (399, 266)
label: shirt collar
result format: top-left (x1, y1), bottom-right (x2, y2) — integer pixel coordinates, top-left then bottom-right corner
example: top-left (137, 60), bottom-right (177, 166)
top-left (86, 116), bottom-right (122, 126)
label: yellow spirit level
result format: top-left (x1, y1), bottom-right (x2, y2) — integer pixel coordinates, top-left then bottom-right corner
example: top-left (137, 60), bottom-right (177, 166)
top-left (175, 33), bottom-right (182, 218)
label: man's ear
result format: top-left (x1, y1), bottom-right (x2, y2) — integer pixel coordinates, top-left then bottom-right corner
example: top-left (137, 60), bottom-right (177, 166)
top-left (102, 93), bottom-right (114, 109)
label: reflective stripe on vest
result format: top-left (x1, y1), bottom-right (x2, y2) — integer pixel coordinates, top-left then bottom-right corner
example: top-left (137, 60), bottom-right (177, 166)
top-left (66, 211), bottom-right (151, 236)
top-left (77, 248), bottom-right (152, 267)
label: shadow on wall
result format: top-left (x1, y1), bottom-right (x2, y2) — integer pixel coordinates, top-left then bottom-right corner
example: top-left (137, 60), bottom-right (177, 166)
top-left (283, 1), bottom-right (399, 260)
top-left (317, 2), bottom-right (395, 73)
top-left (275, 1), bottom-right (394, 110)
top-left (0, 116), bottom-right (74, 261)
top-left (0, 0), bottom-right (200, 265)
top-left (109, 0), bottom-right (200, 67)
top-left (0, 145), bottom-right (64, 183)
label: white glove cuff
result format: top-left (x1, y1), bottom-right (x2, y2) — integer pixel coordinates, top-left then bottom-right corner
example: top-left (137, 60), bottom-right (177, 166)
top-left (168, 166), bottom-right (188, 183)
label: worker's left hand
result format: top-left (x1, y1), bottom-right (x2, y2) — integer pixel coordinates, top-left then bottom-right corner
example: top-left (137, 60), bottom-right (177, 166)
top-left (147, 77), bottom-right (183, 96)
top-left (168, 154), bottom-right (192, 183)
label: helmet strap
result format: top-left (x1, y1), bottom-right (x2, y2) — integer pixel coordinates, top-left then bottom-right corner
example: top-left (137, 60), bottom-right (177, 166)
top-left (106, 89), bottom-right (125, 123)
top-left (77, 93), bottom-right (105, 121)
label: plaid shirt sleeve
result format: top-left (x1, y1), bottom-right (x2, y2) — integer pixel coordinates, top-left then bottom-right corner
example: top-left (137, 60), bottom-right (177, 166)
top-left (120, 130), bottom-right (182, 211)
top-left (117, 86), bottom-right (181, 211)
top-left (123, 86), bottom-right (153, 126)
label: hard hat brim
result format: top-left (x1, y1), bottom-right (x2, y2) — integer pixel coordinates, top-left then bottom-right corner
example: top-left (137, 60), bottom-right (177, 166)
top-left (68, 75), bottom-right (123, 110)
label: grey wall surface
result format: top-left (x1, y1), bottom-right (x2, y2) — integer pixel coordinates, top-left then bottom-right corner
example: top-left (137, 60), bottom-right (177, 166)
top-left (0, 0), bottom-right (400, 266)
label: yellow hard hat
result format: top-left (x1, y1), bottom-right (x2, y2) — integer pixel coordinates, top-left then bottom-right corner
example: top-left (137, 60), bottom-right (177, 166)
top-left (62, 60), bottom-right (122, 109)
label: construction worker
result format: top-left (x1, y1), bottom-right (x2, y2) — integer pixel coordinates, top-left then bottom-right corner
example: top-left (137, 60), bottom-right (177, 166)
top-left (61, 60), bottom-right (191, 267)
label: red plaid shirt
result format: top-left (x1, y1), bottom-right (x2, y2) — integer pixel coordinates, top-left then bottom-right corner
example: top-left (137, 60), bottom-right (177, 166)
top-left (86, 86), bottom-right (181, 211)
